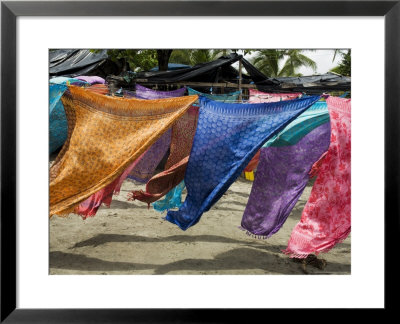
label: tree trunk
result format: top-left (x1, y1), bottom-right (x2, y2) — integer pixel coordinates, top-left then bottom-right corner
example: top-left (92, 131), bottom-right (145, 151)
top-left (157, 50), bottom-right (173, 71)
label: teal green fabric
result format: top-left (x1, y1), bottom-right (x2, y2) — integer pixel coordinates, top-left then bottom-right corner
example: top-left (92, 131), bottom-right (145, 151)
top-left (49, 77), bottom-right (88, 153)
top-left (152, 181), bottom-right (185, 212)
top-left (187, 87), bottom-right (241, 102)
top-left (263, 101), bottom-right (329, 147)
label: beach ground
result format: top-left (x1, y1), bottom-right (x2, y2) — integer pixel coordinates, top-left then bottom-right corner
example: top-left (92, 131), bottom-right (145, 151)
top-left (49, 173), bottom-right (351, 275)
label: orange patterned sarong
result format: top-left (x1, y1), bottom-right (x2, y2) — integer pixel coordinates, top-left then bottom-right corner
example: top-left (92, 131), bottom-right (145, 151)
top-left (49, 86), bottom-right (197, 216)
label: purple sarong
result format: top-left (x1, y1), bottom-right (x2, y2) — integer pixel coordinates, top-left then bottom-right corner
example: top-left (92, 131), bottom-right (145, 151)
top-left (128, 129), bottom-right (172, 183)
top-left (126, 84), bottom-right (186, 183)
top-left (240, 122), bottom-right (331, 238)
top-left (134, 84), bottom-right (187, 100)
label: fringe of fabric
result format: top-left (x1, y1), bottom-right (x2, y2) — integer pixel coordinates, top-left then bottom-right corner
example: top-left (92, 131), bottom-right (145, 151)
top-left (238, 226), bottom-right (269, 240)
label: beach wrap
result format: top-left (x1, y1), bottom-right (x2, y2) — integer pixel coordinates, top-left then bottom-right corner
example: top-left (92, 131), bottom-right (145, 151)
top-left (49, 85), bottom-right (197, 216)
top-left (130, 105), bottom-right (199, 207)
top-left (76, 75), bottom-right (106, 85)
top-left (244, 89), bottom-right (304, 171)
top-left (188, 87), bottom-right (241, 102)
top-left (165, 95), bottom-right (321, 230)
top-left (49, 77), bottom-right (88, 153)
top-left (248, 89), bottom-right (302, 103)
top-left (145, 87), bottom-right (242, 211)
top-left (240, 118), bottom-right (331, 238)
top-left (127, 84), bottom-right (186, 182)
top-left (75, 85), bottom-right (187, 218)
top-left (283, 96), bottom-right (351, 257)
top-left (152, 181), bottom-right (186, 212)
top-left (134, 84), bottom-right (187, 99)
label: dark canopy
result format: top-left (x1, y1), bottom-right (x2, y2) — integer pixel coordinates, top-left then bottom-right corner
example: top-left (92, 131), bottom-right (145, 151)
top-left (49, 49), bottom-right (119, 78)
top-left (241, 58), bottom-right (351, 94)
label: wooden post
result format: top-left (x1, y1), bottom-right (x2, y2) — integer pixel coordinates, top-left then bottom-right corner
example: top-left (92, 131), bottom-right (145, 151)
top-left (238, 58), bottom-right (243, 101)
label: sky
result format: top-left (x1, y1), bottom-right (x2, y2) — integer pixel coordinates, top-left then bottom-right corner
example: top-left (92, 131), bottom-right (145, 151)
top-left (239, 49), bottom-right (344, 76)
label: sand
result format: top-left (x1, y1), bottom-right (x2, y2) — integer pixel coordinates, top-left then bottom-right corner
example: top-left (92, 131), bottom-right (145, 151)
top-left (49, 174), bottom-right (351, 275)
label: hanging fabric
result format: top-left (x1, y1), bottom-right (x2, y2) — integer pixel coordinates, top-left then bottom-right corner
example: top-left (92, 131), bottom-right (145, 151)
top-left (130, 105), bottom-right (199, 206)
top-left (283, 96), bottom-right (351, 258)
top-left (125, 83), bottom-right (187, 182)
top-left (245, 100), bottom-right (329, 171)
top-left (152, 180), bottom-right (186, 212)
top-left (248, 89), bottom-right (302, 103)
top-left (75, 75), bottom-right (106, 85)
top-left (188, 87), bottom-right (241, 102)
top-left (165, 95), bottom-right (321, 230)
top-left (243, 88), bottom-right (304, 171)
top-left (134, 84), bottom-right (187, 99)
top-left (49, 86), bottom-right (197, 216)
top-left (240, 121), bottom-right (331, 238)
top-left (49, 77), bottom-right (89, 153)
top-left (75, 84), bottom-right (188, 218)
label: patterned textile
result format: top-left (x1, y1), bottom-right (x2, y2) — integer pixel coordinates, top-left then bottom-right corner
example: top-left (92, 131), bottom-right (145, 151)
top-left (87, 84), bottom-right (109, 95)
top-left (152, 181), bottom-right (186, 212)
top-left (50, 77), bottom-right (87, 86)
top-left (76, 75), bottom-right (106, 84)
top-left (49, 78), bottom-right (89, 153)
top-left (76, 83), bottom-right (187, 217)
top-left (135, 84), bottom-right (187, 99)
top-left (245, 101), bottom-right (329, 171)
top-left (126, 84), bottom-right (187, 182)
top-left (283, 96), bottom-right (351, 257)
top-left (243, 89), bottom-right (304, 170)
top-left (240, 122), bottom-right (331, 238)
top-left (188, 87), bottom-right (241, 102)
top-left (165, 95), bottom-right (321, 230)
top-left (248, 89), bottom-right (302, 103)
top-left (130, 106), bottom-right (199, 205)
top-left (49, 86), bottom-right (197, 216)
top-left (128, 129), bottom-right (172, 183)
top-left (76, 152), bottom-right (145, 218)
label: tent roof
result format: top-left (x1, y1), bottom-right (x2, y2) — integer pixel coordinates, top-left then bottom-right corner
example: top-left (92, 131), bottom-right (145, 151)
top-left (49, 49), bottom-right (109, 77)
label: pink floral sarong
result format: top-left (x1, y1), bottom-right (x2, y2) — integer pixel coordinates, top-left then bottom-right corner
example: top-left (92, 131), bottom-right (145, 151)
top-left (283, 96), bottom-right (351, 258)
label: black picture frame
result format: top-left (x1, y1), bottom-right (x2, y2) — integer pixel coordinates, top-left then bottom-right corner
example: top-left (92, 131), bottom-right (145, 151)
top-left (1, 0), bottom-right (398, 321)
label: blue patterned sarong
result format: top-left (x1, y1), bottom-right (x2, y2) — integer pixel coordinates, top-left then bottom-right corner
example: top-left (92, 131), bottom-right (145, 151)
top-left (165, 95), bottom-right (321, 230)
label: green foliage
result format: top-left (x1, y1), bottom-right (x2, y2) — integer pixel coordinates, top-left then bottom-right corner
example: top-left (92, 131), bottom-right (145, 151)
top-left (92, 49), bottom-right (158, 72)
top-left (170, 49), bottom-right (238, 66)
top-left (251, 49), bottom-right (317, 77)
top-left (169, 49), bottom-right (256, 66)
top-left (330, 50), bottom-right (351, 76)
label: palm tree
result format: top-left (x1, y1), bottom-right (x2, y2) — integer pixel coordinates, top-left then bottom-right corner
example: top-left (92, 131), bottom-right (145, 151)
top-left (251, 49), bottom-right (317, 77)
top-left (252, 49), bottom-right (286, 77)
top-left (279, 50), bottom-right (317, 76)
top-left (170, 49), bottom-right (235, 66)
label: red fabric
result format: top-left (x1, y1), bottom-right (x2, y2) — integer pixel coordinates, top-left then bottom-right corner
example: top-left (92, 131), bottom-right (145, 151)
top-left (244, 150), bottom-right (261, 172)
top-left (283, 97), bottom-right (351, 258)
top-left (130, 106), bottom-right (199, 205)
top-left (129, 156), bottom-right (189, 206)
top-left (309, 151), bottom-right (328, 178)
top-left (75, 152), bottom-right (145, 218)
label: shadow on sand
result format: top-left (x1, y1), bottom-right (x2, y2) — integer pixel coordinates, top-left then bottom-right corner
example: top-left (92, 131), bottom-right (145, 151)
top-left (50, 246), bottom-right (350, 275)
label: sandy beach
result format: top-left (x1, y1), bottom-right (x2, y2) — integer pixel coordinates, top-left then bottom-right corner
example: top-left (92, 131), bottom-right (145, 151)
top-left (49, 170), bottom-right (351, 275)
